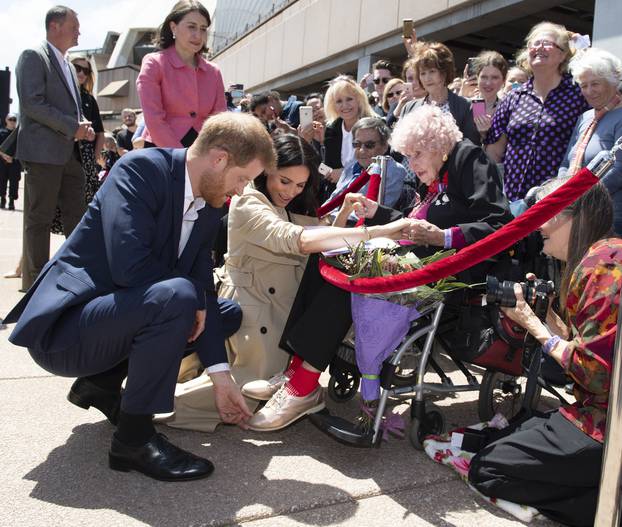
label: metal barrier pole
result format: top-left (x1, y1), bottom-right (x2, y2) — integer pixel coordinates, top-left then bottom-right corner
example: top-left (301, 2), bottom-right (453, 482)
top-left (594, 287), bottom-right (622, 526)
top-left (374, 155), bottom-right (389, 206)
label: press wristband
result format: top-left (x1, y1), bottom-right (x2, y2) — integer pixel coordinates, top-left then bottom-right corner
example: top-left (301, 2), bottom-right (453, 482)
top-left (542, 335), bottom-right (561, 356)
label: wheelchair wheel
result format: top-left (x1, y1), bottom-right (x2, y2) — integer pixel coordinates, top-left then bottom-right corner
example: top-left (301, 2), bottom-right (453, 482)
top-left (478, 370), bottom-right (541, 422)
top-left (409, 410), bottom-right (444, 450)
top-left (328, 367), bottom-right (360, 402)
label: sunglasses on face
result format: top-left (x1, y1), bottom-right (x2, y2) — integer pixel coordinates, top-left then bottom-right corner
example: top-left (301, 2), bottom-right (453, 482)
top-left (7, 117), bottom-right (16, 122)
top-left (387, 89), bottom-right (403, 98)
top-left (73, 64), bottom-right (91, 75)
top-left (528, 39), bottom-right (563, 51)
top-left (352, 140), bottom-right (379, 150)
top-left (373, 77), bottom-right (390, 85)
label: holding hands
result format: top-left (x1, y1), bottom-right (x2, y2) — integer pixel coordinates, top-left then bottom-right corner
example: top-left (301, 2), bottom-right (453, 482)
top-left (401, 218), bottom-right (445, 246)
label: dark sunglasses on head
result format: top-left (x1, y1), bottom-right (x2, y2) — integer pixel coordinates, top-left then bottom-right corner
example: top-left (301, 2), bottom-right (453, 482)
top-left (73, 64), bottom-right (91, 75)
top-left (387, 90), bottom-right (403, 98)
top-left (352, 140), bottom-right (379, 150)
top-left (373, 77), bottom-right (390, 85)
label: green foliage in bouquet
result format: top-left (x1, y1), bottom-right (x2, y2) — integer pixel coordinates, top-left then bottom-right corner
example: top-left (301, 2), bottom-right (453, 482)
top-left (323, 242), bottom-right (472, 307)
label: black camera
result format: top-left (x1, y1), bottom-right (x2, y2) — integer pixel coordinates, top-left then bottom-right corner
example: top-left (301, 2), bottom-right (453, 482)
top-left (486, 275), bottom-right (555, 308)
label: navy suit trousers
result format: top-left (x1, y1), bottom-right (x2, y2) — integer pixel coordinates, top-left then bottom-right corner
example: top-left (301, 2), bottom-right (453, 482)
top-left (28, 277), bottom-right (241, 414)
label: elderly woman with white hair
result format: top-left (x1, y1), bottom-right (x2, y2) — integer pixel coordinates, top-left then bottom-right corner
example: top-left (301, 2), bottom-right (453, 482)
top-left (558, 47), bottom-right (622, 234)
top-left (241, 105), bottom-right (513, 433)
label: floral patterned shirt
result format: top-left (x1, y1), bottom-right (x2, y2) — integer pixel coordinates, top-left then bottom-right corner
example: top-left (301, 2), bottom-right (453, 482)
top-left (486, 74), bottom-right (588, 201)
top-left (559, 238), bottom-right (622, 442)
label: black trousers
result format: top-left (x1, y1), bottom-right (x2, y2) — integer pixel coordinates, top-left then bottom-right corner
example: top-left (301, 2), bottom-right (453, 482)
top-left (0, 159), bottom-right (20, 200)
top-left (279, 254), bottom-right (352, 371)
top-left (468, 410), bottom-right (603, 527)
top-left (28, 278), bottom-right (242, 415)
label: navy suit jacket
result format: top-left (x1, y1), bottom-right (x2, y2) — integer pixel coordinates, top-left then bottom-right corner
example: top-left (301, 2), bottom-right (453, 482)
top-left (5, 147), bottom-right (228, 366)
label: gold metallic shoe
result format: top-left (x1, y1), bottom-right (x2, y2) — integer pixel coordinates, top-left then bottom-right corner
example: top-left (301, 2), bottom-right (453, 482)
top-left (241, 372), bottom-right (290, 401)
top-left (247, 385), bottom-right (325, 431)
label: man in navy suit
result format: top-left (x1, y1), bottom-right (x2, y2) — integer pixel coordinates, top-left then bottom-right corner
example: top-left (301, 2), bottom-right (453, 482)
top-left (3, 112), bottom-right (276, 481)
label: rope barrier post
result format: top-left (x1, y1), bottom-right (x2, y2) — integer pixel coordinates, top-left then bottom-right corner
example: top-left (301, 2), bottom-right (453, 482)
top-left (594, 286), bottom-right (622, 527)
top-left (374, 155), bottom-right (389, 206)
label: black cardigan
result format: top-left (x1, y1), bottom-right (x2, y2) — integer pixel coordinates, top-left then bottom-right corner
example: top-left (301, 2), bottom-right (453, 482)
top-left (370, 139), bottom-right (512, 245)
top-left (401, 91), bottom-right (480, 145)
top-left (323, 117), bottom-right (344, 169)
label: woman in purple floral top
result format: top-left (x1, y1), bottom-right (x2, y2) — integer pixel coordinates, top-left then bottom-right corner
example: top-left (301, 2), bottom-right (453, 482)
top-left (485, 22), bottom-right (588, 201)
top-left (469, 178), bottom-right (620, 527)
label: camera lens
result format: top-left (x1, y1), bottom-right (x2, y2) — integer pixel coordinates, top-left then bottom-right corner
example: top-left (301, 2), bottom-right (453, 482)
top-left (486, 275), bottom-right (518, 307)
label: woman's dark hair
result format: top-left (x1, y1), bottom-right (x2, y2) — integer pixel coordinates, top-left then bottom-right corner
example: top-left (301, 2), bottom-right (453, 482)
top-left (157, 0), bottom-right (211, 52)
top-left (304, 92), bottom-right (323, 104)
top-left (474, 50), bottom-right (509, 79)
top-left (412, 42), bottom-right (456, 87)
top-left (536, 178), bottom-right (614, 308)
top-left (253, 134), bottom-right (320, 216)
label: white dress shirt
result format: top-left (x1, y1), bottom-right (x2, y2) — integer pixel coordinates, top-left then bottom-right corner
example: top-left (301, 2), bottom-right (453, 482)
top-left (340, 121), bottom-right (354, 167)
top-left (181, 166), bottom-right (229, 374)
top-left (47, 40), bottom-right (81, 119)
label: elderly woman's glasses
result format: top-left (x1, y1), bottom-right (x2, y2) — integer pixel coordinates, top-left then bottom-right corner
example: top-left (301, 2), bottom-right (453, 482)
top-left (529, 39), bottom-right (564, 52)
top-left (352, 140), bottom-right (379, 150)
top-left (73, 64), bottom-right (91, 75)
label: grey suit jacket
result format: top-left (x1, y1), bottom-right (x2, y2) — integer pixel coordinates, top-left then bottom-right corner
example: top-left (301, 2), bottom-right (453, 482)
top-left (15, 41), bottom-right (82, 165)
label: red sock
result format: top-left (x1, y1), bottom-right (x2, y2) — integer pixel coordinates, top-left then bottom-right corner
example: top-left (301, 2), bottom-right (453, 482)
top-left (284, 355), bottom-right (303, 378)
top-left (285, 365), bottom-right (320, 396)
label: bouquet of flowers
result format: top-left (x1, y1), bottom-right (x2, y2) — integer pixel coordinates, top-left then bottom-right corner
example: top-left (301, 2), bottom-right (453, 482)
top-left (322, 240), bottom-right (472, 403)
top-left (323, 240), bottom-right (470, 309)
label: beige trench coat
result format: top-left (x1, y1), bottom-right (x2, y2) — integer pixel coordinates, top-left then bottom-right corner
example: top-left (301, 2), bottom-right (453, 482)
top-left (166, 186), bottom-right (317, 431)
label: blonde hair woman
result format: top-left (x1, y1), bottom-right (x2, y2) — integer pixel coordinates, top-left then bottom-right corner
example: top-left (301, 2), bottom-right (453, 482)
top-left (319, 76), bottom-right (374, 200)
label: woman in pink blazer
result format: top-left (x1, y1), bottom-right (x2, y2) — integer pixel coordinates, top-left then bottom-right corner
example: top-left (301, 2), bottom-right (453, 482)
top-left (137, 0), bottom-right (226, 148)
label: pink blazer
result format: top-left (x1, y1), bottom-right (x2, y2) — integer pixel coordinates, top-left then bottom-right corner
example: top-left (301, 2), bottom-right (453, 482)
top-left (136, 46), bottom-right (226, 148)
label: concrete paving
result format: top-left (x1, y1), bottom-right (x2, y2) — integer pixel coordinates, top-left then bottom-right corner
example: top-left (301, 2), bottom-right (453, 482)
top-left (0, 190), bottom-right (561, 527)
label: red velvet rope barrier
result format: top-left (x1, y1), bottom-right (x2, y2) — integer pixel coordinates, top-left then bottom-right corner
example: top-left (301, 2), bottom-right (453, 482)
top-left (320, 167), bottom-right (599, 294)
top-left (316, 170), bottom-right (370, 217)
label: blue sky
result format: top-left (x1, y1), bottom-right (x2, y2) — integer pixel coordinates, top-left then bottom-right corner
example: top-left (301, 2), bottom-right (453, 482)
top-left (2, 0), bottom-right (216, 112)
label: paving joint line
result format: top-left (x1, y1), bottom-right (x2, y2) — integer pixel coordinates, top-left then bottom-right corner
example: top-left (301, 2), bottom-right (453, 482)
top-left (201, 474), bottom-right (456, 526)
top-left (0, 374), bottom-right (56, 381)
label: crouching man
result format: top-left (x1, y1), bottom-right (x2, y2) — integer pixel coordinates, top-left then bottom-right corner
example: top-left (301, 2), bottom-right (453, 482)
top-left (3, 113), bottom-right (276, 481)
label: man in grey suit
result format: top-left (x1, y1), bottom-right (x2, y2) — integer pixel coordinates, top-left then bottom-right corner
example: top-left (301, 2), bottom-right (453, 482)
top-left (16, 5), bottom-right (94, 291)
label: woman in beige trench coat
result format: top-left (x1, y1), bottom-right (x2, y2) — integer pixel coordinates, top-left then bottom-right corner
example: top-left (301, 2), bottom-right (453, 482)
top-left (165, 134), bottom-right (410, 431)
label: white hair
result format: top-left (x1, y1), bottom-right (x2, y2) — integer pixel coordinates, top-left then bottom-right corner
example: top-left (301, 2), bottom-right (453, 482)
top-left (569, 47), bottom-right (622, 87)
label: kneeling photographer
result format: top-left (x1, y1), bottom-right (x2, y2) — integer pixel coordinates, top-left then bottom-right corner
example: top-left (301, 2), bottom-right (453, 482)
top-left (468, 177), bottom-right (622, 527)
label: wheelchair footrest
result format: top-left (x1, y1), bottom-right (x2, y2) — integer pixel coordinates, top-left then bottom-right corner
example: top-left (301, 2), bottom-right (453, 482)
top-left (308, 409), bottom-right (379, 448)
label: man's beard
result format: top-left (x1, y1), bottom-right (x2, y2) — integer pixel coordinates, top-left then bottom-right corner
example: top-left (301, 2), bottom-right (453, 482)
top-left (199, 168), bottom-right (228, 208)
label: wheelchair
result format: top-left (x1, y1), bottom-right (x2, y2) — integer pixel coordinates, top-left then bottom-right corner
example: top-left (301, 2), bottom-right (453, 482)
top-left (311, 243), bottom-right (570, 449)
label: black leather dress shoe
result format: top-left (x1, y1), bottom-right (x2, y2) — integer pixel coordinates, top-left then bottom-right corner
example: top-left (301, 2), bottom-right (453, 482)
top-left (67, 378), bottom-right (121, 425)
top-left (109, 433), bottom-right (214, 481)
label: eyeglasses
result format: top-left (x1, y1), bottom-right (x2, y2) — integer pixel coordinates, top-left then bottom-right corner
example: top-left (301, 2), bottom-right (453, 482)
top-left (373, 77), bottom-right (390, 85)
top-left (528, 39), bottom-right (564, 52)
top-left (386, 90), bottom-right (403, 98)
top-left (73, 64), bottom-right (91, 75)
top-left (352, 140), bottom-right (379, 150)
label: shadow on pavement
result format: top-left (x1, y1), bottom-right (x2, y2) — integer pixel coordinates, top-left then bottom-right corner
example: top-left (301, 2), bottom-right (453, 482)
top-left (21, 392), bottom-right (539, 526)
